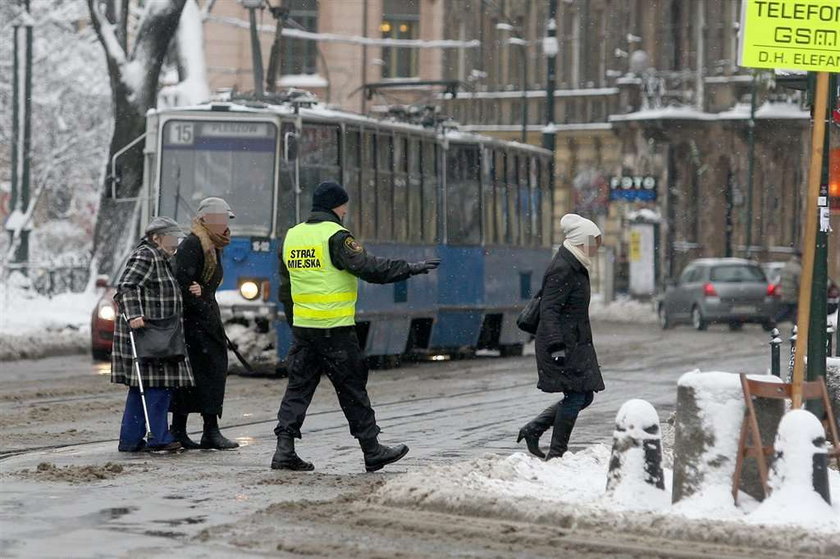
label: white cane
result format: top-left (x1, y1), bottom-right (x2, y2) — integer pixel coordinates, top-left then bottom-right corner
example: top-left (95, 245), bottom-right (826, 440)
top-left (123, 313), bottom-right (153, 440)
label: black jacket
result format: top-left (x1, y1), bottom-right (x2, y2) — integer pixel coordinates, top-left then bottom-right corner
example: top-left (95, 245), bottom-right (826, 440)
top-left (171, 233), bottom-right (229, 416)
top-left (534, 246), bottom-right (605, 394)
top-left (279, 210), bottom-right (412, 325)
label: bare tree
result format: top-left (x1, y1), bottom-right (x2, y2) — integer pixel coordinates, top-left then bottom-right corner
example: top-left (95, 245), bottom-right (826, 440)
top-left (86, 0), bottom-right (187, 274)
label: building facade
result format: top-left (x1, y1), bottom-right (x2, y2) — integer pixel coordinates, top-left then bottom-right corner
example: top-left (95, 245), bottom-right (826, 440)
top-left (201, 0), bottom-right (838, 286)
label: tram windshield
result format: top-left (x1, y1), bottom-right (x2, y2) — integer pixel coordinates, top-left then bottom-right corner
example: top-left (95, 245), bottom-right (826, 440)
top-left (158, 119), bottom-right (277, 236)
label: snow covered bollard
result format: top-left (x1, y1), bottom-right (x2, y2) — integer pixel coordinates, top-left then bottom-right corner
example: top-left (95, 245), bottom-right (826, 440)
top-left (672, 371), bottom-right (784, 503)
top-left (749, 410), bottom-right (834, 525)
top-left (827, 357), bottom-right (840, 432)
top-left (605, 399), bottom-right (666, 505)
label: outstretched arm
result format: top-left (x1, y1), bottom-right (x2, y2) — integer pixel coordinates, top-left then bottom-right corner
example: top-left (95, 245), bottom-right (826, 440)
top-left (329, 231), bottom-right (432, 284)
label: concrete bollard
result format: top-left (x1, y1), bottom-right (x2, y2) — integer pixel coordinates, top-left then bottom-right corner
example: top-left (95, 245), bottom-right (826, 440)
top-left (768, 409), bottom-right (831, 505)
top-left (606, 399), bottom-right (666, 498)
top-left (672, 371), bottom-right (785, 503)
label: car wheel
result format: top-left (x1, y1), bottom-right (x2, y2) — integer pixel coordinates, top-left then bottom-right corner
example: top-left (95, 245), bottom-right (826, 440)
top-left (658, 305), bottom-right (672, 330)
top-left (691, 306), bottom-right (708, 331)
top-left (91, 348), bottom-right (110, 362)
top-left (728, 321), bottom-right (743, 331)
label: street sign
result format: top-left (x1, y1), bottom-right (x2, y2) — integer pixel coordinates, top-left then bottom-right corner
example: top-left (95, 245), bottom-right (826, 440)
top-left (609, 175), bottom-right (657, 202)
top-left (739, 0), bottom-right (840, 72)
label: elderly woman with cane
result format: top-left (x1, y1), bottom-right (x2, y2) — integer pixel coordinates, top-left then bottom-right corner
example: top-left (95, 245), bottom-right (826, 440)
top-left (112, 217), bottom-right (195, 452)
top-left (516, 214), bottom-right (606, 460)
top-left (169, 197), bottom-right (239, 450)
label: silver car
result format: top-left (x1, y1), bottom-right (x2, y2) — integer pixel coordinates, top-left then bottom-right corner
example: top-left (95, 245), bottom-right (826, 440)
top-left (658, 258), bottom-right (776, 331)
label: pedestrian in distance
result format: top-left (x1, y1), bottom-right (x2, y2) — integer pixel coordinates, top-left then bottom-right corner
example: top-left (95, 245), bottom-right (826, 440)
top-left (112, 217), bottom-right (194, 453)
top-left (774, 250), bottom-right (802, 325)
top-left (169, 197), bottom-right (240, 450)
top-left (517, 214), bottom-right (606, 460)
top-left (272, 181), bottom-right (441, 472)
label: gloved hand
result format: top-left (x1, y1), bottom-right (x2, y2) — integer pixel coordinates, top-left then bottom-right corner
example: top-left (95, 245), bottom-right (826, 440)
top-left (408, 258), bottom-right (441, 275)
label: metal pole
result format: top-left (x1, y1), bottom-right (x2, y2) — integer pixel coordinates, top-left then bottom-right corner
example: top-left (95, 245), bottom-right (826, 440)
top-left (805, 73), bottom-right (835, 413)
top-left (770, 327), bottom-right (781, 377)
top-left (791, 72), bottom-right (830, 409)
top-left (9, 1), bottom-right (32, 267)
top-left (248, 7), bottom-right (265, 97)
top-left (542, 0), bottom-right (558, 187)
top-left (745, 71), bottom-right (757, 258)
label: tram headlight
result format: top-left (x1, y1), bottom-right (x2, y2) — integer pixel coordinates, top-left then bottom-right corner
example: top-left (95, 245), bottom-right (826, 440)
top-left (239, 280), bottom-right (260, 301)
top-left (98, 302), bottom-right (116, 321)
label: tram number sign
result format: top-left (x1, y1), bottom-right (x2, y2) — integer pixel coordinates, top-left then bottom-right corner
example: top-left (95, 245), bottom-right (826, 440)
top-left (251, 238), bottom-right (271, 253)
top-left (609, 176), bottom-right (657, 202)
top-left (739, 0), bottom-right (840, 72)
top-left (169, 123), bottom-right (194, 145)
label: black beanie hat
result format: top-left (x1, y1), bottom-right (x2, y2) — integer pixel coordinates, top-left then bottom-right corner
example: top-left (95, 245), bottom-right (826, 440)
top-left (312, 181), bottom-right (349, 211)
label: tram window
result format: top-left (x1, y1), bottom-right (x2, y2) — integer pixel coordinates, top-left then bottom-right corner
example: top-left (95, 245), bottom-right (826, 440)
top-left (506, 153), bottom-right (519, 245)
top-left (530, 157), bottom-right (542, 247)
top-left (376, 134), bottom-right (394, 240)
top-left (407, 138), bottom-right (423, 243)
top-left (482, 148), bottom-right (495, 245)
top-left (421, 141), bottom-right (438, 244)
top-left (359, 131), bottom-right (377, 240)
top-left (393, 135), bottom-right (409, 242)
top-left (277, 123), bottom-right (296, 234)
top-left (493, 150), bottom-right (506, 245)
top-left (518, 154), bottom-right (531, 246)
top-left (159, 119), bottom-right (277, 237)
top-left (344, 130), bottom-right (362, 232)
top-left (446, 144), bottom-right (481, 245)
top-left (541, 158), bottom-right (553, 247)
top-left (299, 124), bottom-right (341, 205)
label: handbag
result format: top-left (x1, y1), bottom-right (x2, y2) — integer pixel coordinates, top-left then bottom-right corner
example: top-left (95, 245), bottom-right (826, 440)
top-left (516, 289), bottom-right (542, 335)
top-left (133, 314), bottom-right (187, 363)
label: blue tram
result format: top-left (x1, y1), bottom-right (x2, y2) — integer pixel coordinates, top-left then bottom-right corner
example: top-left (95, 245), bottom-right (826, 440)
top-left (139, 97), bottom-right (554, 373)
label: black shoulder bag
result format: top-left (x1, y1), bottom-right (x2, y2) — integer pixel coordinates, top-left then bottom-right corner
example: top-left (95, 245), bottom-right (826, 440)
top-left (516, 289), bottom-right (542, 335)
top-left (133, 314), bottom-right (187, 363)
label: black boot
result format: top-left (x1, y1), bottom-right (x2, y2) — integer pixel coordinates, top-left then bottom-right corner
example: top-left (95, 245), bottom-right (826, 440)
top-left (170, 413), bottom-right (201, 450)
top-left (517, 404), bottom-right (557, 459)
top-left (200, 414), bottom-right (239, 450)
top-left (360, 437), bottom-right (409, 472)
top-left (270, 433), bottom-right (314, 471)
top-left (545, 414), bottom-right (578, 460)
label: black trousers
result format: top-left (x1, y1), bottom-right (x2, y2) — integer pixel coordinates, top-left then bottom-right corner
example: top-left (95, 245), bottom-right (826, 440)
top-left (274, 326), bottom-right (380, 441)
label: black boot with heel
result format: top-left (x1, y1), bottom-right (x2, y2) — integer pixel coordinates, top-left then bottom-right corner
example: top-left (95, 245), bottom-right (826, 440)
top-left (200, 413), bottom-right (239, 450)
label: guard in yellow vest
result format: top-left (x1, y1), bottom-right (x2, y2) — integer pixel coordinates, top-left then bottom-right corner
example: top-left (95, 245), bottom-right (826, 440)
top-left (272, 181), bottom-right (440, 472)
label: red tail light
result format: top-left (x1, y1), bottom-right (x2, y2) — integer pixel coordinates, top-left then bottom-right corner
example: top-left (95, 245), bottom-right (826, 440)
top-left (767, 283), bottom-right (781, 297)
top-left (703, 283), bottom-right (718, 297)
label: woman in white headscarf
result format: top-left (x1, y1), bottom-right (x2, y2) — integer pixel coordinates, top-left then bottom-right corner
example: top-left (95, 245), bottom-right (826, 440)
top-left (517, 214), bottom-right (606, 460)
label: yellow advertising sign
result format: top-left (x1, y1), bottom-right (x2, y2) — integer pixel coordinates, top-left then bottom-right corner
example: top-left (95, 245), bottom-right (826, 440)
top-left (739, 0), bottom-right (840, 72)
top-left (629, 230), bottom-right (641, 263)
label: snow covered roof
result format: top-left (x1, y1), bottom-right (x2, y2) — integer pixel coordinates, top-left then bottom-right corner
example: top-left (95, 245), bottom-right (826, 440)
top-left (610, 102), bottom-right (808, 123)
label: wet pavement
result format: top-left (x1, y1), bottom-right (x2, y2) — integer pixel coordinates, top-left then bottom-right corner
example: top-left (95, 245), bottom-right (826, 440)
top-left (0, 321), bottom-right (780, 557)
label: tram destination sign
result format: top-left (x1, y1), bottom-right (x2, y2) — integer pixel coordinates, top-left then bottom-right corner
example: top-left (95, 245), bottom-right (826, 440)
top-left (739, 0), bottom-right (840, 72)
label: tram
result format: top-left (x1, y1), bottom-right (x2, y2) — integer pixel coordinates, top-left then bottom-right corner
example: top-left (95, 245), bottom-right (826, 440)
top-left (137, 94), bottom-right (554, 373)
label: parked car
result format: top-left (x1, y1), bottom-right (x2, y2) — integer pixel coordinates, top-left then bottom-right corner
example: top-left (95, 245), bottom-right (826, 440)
top-left (90, 275), bottom-right (117, 361)
top-left (658, 258), bottom-right (777, 331)
top-left (761, 261), bottom-right (839, 317)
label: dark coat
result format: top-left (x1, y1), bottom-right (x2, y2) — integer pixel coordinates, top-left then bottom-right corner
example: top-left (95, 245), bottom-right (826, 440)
top-left (534, 246), bottom-right (605, 394)
top-left (111, 240), bottom-right (194, 388)
top-left (170, 233), bottom-right (229, 416)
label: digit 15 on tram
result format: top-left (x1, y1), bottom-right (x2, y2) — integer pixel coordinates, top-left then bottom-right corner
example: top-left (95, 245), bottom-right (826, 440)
top-left (138, 99), bottom-right (554, 374)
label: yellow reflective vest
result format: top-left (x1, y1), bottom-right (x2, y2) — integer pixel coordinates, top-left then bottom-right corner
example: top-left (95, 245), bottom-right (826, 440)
top-left (282, 221), bottom-right (358, 328)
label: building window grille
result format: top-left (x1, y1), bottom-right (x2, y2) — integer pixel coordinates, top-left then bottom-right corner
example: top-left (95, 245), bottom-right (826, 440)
top-left (281, 0), bottom-right (319, 76)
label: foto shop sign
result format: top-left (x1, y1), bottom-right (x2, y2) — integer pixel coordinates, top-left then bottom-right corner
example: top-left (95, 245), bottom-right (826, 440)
top-left (609, 175), bottom-right (657, 202)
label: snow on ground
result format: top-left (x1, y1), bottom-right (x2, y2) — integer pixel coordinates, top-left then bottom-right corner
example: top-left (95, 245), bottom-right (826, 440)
top-left (590, 295), bottom-right (657, 324)
top-left (0, 273), bottom-right (100, 360)
top-left (375, 446), bottom-right (840, 554)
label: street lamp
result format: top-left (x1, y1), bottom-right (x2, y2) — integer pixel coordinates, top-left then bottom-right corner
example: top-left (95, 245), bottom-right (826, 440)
top-left (543, 0), bottom-right (559, 185)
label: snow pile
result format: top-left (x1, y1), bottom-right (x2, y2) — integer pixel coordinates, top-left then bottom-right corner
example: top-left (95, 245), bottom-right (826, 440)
top-left (0, 273), bottom-right (99, 360)
top-left (375, 445), bottom-right (840, 553)
top-left (589, 295), bottom-right (656, 324)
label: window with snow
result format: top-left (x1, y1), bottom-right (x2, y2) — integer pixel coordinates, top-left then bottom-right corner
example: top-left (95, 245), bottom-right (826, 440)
top-left (381, 0), bottom-right (420, 79)
top-left (281, 0), bottom-right (319, 76)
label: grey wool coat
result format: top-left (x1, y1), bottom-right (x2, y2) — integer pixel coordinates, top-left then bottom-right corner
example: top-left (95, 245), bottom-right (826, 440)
top-left (110, 239), bottom-right (195, 388)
